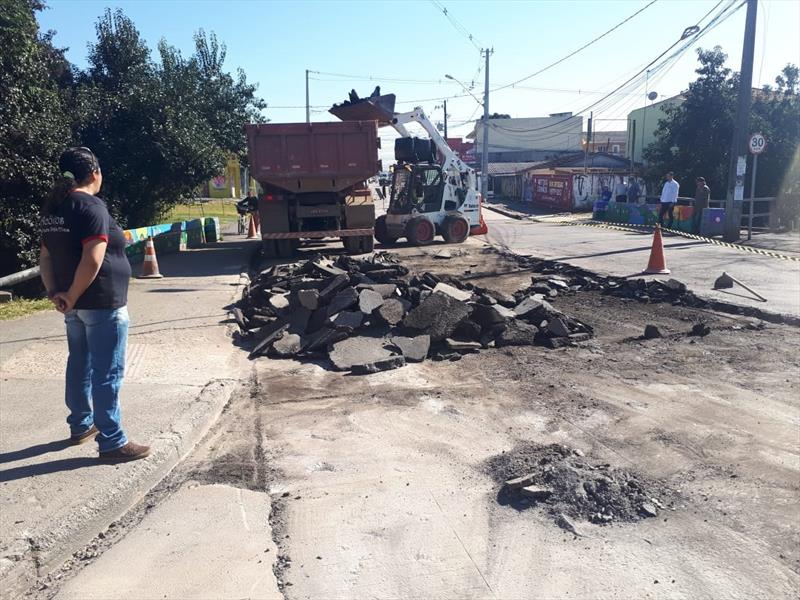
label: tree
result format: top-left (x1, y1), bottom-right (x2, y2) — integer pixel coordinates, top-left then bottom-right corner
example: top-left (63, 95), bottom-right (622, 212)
top-left (0, 0), bottom-right (72, 274)
top-left (644, 47), bottom-right (799, 200)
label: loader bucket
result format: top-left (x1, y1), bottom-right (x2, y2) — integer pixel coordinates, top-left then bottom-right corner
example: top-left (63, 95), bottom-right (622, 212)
top-left (329, 94), bottom-right (396, 125)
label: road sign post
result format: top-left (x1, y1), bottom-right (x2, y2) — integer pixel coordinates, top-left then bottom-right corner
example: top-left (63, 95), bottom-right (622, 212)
top-left (747, 133), bottom-right (766, 240)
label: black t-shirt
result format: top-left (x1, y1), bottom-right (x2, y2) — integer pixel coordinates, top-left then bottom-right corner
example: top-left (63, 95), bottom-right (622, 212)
top-left (40, 191), bottom-right (131, 310)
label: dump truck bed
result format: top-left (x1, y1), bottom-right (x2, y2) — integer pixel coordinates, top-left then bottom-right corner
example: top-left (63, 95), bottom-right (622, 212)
top-left (245, 121), bottom-right (380, 194)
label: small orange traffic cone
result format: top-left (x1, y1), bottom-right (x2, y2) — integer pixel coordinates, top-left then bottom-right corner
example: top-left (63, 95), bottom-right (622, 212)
top-left (138, 236), bottom-right (163, 279)
top-left (644, 225), bottom-right (670, 274)
top-left (246, 214), bottom-right (258, 239)
top-left (470, 194), bottom-right (489, 236)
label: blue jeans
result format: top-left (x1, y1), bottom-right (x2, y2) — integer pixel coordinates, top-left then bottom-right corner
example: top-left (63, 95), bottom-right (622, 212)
top-left (64, 307), bottom-right (129, 452)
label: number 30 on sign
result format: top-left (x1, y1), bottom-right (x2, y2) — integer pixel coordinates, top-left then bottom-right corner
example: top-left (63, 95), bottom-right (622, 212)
top-left (749, 133), bottom-right (767, 154)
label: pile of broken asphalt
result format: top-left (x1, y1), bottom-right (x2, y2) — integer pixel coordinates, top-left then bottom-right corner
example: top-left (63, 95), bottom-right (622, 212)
top-left (232, 252), bottom-right (594, 374)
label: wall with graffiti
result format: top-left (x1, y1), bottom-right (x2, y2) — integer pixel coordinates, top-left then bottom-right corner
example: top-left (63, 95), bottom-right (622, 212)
top-left (518, 172), bottom-right (647, 211)
top-left (122, 217), bottom-right (222, 263)
top-left (592, 201), bottom-right (726, 235)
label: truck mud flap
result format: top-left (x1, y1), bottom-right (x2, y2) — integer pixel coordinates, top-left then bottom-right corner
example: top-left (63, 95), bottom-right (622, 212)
top-left (262, 229), bottom-right (374, 240)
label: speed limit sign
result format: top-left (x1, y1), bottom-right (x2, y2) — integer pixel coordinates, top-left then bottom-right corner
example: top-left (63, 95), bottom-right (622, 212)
top-left (749, 132), bottom-right (767, 154)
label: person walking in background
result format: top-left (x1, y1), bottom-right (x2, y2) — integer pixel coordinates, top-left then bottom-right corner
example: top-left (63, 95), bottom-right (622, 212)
top-left (658, 171), bottom-right (679, 228)
top-left (39, 147), bottom-right (150, 462)
top-left (693, 176), bottom-right (710, 234)
top-left (626, 177), bottom-right (641, 204)
top-left (614, 178), bottom-right (628, 202)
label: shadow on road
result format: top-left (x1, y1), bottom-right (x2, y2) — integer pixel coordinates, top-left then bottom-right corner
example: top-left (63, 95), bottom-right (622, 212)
top-left (0, 457), bottom-right (100, 482)
top-left (552, 240), bottom-right (705, 262)
top-left (0, 439), bottom-right (72, 464)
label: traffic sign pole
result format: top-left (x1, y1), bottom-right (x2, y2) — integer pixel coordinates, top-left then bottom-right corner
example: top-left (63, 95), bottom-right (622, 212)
top-left (747, 132), bottom-right (766, 241)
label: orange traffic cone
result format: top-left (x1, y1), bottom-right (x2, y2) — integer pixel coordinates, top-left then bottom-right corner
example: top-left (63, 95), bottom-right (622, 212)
top-left (470, 194), bottom-right (489, 236)
top-left (246, 214), bottom-right (258, 239)
top-left (138, 236), bottom-right (163, 279)
top-left (644, 225), bottom-right (670, 274)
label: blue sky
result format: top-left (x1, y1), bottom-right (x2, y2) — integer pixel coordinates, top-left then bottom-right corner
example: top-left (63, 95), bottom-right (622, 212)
top-left (38, 0), bottom-right (800, 145)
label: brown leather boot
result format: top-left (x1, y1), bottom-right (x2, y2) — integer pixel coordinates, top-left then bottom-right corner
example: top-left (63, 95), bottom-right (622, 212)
top-left (70, 425), bottom-right (98, 445)
top-left (99, 442), bottom-right (151, 462)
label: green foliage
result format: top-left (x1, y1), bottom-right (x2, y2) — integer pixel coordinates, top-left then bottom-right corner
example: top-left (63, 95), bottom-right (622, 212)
top-left (644, 47), bottom-right (800, 199)
top-left (0, 0), bottom-right (72, 274)
top-left (0, 3), bottom-right (265, 275)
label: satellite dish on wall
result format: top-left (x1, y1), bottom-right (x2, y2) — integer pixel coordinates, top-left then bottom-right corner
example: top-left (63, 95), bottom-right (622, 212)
top-left (648, 91), bottom-right (658, 101)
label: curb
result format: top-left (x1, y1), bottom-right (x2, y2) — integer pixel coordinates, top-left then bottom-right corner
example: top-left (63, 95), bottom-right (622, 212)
top-left (483, 203), bottom-right (529, 221)
top-left (1, 246), bottom-right (254, 599)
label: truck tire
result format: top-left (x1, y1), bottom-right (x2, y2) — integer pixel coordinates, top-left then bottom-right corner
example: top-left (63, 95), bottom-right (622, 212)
top-left (276, 239), bottom-right (296, 258)
top-left (374, 215), bottom-right (398, 246)
top-left (442, 215), bottom-right (470, 244)
top-left (263, 239), bottom-right (278, 258)
top-left (342, 236), bottom-right (362, 255)
top-left (359, 235), bottom-right (374, 253)
top-left (406, 216), bottom-right (435, 246)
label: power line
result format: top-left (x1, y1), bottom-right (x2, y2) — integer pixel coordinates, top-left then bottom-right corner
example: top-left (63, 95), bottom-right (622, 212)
top-left (430, 0), bottom-right (483, 52)
top-left (492, 0), bottom-right (660, 93)
top-left (488, 0), bottom-right (743, 135)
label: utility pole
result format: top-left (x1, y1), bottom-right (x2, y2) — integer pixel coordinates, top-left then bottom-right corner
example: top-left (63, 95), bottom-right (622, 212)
top-left (723, 0), bottom-right (758, 242)
top-left (443, 99), bottom-right (448, 139)
top-left (480, 49), bottom-right (492, 202)
top-left (305, 69), bottom-right (310, 125)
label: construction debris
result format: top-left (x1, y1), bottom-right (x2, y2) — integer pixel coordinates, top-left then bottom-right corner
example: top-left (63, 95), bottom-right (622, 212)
top-left (485, 443), bottom-right (675, 527)
top-left (233, 252), bottom-right (596, 374)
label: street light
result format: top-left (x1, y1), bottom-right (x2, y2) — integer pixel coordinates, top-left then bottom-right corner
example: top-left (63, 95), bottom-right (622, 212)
top-left (445, 74), bottom-right (484, 107)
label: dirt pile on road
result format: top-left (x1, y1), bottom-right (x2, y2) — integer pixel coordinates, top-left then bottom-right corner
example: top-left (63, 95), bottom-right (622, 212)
top-left (232, 252), bottom-right (595, 373)
top-left (485, 443), bottom-right (674, 528)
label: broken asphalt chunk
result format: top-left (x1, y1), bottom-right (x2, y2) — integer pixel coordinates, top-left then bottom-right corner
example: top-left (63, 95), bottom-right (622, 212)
top-left (249, 319), bottom-right (290, 358)
top-left (390, 335), bottom-right (430, 362)
top-left (403, 292), bottom-right (472, 342)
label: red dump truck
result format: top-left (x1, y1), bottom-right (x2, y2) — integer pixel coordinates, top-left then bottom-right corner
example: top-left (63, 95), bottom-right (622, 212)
top-left (245, 121), bottom-right (380, 257)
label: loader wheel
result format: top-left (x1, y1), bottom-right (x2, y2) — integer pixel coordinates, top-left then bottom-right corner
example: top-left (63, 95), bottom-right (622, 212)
top-left (262, 239), bottom-right (278, 258)
top-left (442, 215), bottom-right (470, 244)
top-left (374, 215), bottom-right (398, 246)
top-left (406, 216), bottom-right (435, 246)
top-left (276, 239), bottom-right (297, 258)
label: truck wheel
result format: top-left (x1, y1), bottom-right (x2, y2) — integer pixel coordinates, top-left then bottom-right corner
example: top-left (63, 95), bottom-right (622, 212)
top-left (342, 236), bottom-right (362, 255)
top-left (263, 239), bottom-right (278, 258)
top-left (406, 216), bottom-right (435, 246)
top-left (359, 235), bottom-right (374, 253)
top-left (374, 215), bottom-right (398, 246)
top-left (442, 216), bottom-right (470, 244)
top-left (276, 239), bottom-right (296, 258)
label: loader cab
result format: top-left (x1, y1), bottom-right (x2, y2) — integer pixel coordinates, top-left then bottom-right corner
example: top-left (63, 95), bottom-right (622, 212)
top-left (388, 163), bottom-right (445, 215)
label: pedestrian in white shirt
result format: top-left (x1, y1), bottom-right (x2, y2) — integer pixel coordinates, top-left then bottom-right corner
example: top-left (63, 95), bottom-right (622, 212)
top-left (659, 172), bottom-right (680, 228)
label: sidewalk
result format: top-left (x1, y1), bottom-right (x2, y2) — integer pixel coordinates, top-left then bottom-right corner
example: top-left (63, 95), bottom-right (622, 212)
top-left (0, 236), bottom-right (257, 597)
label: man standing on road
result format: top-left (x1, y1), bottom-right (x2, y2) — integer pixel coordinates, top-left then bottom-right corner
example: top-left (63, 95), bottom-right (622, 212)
top-left (614, 178), bottom-right (628, 202)
top-left (658, 171), bottom-right (679, 228)
top-left (693, 177), bottom-right (710, 234)
top-left (627, 177), bottom-right (641, 204)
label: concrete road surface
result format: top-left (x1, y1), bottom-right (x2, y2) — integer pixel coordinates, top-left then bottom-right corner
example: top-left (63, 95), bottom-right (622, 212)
top-left (482, 209), bottom-right (800, 317)
top-left (0, 237), bottom-right (256, 597)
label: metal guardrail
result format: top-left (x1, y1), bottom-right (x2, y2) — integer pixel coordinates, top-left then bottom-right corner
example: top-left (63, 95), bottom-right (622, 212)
top-left (0, 266), bottom-right (40, 290)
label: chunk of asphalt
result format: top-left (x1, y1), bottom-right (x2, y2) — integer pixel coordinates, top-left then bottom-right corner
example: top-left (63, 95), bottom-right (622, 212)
top-left (328, 336), bottom-right (395, 371)
top-left (513, 295), bottom-right (544, 317)
top-left (376, 297), bottom-right (411, 326)
top-left (445, 338), bottom-right (482, 352)
top-left (303, 326), bottom-right (348, 352)
top-left (471, 304), bottom-right (516, 331)
top-left (504, 473), bottom-right (537, 490)
top-left (403, 292), bottom-right (472, 342)
top-left (318, 274), bottom-right (350, 303)
top-left (640, 502), bottom-right (659, 517)
top-left (643, 324), bottom-right (662, 339)
top-left (432, 282), bottom-right (472, 302)
top-left (249, 319), bottom-right (290, 358)
top-left (272, 333), bottom-right (302, 358)
top-left (358, 289), bottom-right (384, 315)
top-left (232, 307), bottom-right (247, 332)
top-left (350, 355), bottom-right (406, 375)
top-left (269, 294), bottom-right (290, 311)
top-left (298, 288), bottom-right (320, 310)
top-left (390, 335), bottom-right (430, 362)
top-left (312, 261), bottom-right (347, 278)
top-left (495, 320), bottom-right (539, 347)
top-left (330, 310), bottom-right (363, 332)
top-left (306, 307), bottom-right (328, 334)
top-left (690, 322), bottom-right (711, 337)
top-left (520, 485), bottom-right (553, 501)
top-left (326, 287), bottom-right (359, 317)
top-left (547, 317), bottom-right (571, 338)
top-left (288, 307), bottom-right (312, 335)
top-left (356, 283), bottom-right (397, 299)
top-left (485, 289), bottom-right (517, 308)
top-left (664, 278), bottom-right (686, 292)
